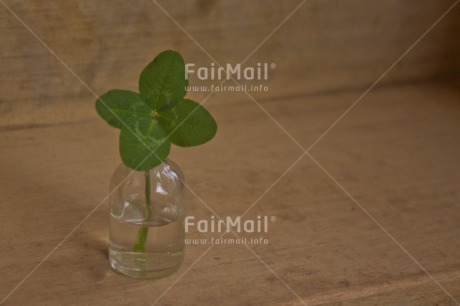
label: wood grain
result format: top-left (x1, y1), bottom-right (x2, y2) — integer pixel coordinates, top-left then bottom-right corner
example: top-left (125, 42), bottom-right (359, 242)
top-left (1, 81), bottom-right (460, 305)
top-left (1, 0), bottom-right (460, 304)
top-left (0, 0), bottom-right (459, 128)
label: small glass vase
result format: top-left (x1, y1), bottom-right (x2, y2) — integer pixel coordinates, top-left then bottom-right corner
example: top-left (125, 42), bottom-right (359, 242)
top-left (108, 159), bottom-right (185, 278)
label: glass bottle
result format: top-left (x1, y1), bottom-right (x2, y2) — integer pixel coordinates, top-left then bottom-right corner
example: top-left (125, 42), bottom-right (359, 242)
top-left (108, 159), bottom-right (185, 278)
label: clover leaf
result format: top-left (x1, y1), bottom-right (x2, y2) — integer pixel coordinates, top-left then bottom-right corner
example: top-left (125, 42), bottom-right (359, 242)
top-left (119, 118), bottom-right (170, 171)
top-left (95, 50), bottom-right (217, 171)
top-left (157, 99), bottom-right (217, 147)
top-left (139, 50), bottom-right (188, 111)
top-left (96, 90), bottom-right (151, 129)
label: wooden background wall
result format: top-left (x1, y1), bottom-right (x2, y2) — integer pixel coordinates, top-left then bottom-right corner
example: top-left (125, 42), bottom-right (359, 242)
top-left (1, 0), bottom-right (459, 129)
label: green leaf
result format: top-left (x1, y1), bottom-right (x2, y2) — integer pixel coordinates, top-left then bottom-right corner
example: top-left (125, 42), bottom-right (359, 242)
top-left (157, 99), bottom-right (217, 147)
top-left (139, 50), bottom-right (188, 112)
top-left (95, 90), bottom-right (152, 129)
top-left (119, 118), bottom-right (171, 171)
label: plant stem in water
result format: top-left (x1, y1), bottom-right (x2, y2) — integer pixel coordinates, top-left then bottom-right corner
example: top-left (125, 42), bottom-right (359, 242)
top-left (133, 170), bottom-right (151, 252)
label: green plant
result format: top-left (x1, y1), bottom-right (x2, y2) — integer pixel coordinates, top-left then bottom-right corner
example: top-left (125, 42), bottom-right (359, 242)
top-left (96, 50), bottom-right (217, 252)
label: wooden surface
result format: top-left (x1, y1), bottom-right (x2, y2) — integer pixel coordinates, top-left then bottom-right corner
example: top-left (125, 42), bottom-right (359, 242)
top-left (1, 0), bottom-right (459, 128)
top-left (1, 0), bottom-right (460, 305)
top-left (1, 81), bottom-right (460, 305)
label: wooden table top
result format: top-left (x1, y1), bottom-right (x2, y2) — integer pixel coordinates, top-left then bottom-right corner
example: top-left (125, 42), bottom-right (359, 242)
top-left (1, 81), bottom-right (460, 305)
